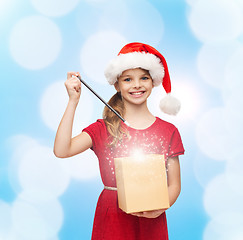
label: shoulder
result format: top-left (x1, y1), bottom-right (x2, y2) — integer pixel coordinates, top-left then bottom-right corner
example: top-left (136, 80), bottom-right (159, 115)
top-left (155, 117), bottom-right (184, 151)
top-left (155, 117), bottom-right (178, 132)
top-left (82, 119), bottom-right (108, 151)
top-left (82, 119), bottom-right (107, 134)
top-left (90, 119), bottom-right (106, 127)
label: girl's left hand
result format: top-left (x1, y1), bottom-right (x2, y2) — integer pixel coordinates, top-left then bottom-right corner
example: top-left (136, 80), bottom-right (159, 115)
top-left (130, 209), bottom-right (166, 218)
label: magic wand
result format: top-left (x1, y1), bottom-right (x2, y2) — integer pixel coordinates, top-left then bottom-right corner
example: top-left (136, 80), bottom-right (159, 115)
top-left (77, 76), bottom-right (129, 126)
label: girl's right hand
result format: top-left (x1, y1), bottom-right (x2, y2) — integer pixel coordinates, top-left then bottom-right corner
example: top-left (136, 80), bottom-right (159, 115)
top-left (65, 72), bottom-right (81, 102)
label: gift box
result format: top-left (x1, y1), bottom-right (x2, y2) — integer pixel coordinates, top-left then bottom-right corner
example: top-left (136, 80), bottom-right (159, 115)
top-left (114, 154), bottom-right (170, 214)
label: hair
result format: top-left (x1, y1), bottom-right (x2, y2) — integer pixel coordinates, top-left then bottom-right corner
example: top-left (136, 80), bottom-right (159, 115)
top-left (103, 92), bottom-right (128, 146)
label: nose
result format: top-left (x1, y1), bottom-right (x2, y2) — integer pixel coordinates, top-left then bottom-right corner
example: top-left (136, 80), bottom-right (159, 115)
top-left (133, 79), bottom-right (141, 88)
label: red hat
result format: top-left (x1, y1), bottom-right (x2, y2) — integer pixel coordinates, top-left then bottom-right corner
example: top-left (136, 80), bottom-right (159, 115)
top-left (104, 42), bottom-right (180, 115)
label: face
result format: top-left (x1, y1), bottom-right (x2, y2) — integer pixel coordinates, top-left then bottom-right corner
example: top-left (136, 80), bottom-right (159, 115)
top-left (115, 68), bottom-right (153, 107)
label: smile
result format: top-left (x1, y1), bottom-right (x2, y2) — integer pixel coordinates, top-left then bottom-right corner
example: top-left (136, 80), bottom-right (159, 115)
top-left (129, 91), bottom-right (145, 96)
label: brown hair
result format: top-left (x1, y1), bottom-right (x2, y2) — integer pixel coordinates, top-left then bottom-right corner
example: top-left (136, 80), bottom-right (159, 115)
top-left (103, 92), bottom-right (128, 146)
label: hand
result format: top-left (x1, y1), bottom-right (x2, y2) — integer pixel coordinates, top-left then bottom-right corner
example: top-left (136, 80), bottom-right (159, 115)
top-left (130, 209), bottom-right (166, 218)
top-left (65, 72), bottom-right (82, 102)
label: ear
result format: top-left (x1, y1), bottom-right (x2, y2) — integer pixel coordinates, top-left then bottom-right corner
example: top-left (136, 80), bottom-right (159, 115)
top-left (114, 81), bottom-right (120, 92)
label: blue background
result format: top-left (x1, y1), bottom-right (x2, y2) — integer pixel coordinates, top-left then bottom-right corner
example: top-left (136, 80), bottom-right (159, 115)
top-left (1, 0), bottom-right (243, 239)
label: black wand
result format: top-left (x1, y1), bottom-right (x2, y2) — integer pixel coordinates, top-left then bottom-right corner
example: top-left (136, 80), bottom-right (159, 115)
top-left (77, 76), bottom-right (129, 126)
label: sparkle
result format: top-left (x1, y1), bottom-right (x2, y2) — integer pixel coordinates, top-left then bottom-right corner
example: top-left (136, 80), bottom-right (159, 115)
top-left (130, 148), bottom-right (146, 162)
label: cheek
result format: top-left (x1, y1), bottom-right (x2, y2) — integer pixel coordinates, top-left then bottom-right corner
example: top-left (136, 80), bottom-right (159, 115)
top-left (119, 83), bottom-right (129, 92)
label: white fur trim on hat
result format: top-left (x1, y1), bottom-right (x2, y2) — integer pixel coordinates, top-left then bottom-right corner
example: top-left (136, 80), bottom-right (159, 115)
top-left (104, 52), bottom-right (164, 86)
top-left (160, 93), bottom-right (181, 115)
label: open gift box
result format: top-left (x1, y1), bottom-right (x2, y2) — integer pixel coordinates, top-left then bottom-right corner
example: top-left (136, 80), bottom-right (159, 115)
top-left (114, 154), bottom-right (170, 214)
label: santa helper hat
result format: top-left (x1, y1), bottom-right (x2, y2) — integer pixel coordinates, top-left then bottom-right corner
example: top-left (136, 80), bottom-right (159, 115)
top-left (104, 42), bottom-right (181, 115)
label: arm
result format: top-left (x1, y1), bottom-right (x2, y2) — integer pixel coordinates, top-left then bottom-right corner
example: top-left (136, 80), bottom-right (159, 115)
top-left (166, 156), bottom-right (181, 206)
top-left (131, 156), bottom-right (181, 218)
top-left (53, 71), bottom-right (92, 158)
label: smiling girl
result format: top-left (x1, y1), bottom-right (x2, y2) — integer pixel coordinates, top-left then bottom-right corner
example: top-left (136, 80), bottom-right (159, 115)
top-left (54, 42), bottom-right (185, 240)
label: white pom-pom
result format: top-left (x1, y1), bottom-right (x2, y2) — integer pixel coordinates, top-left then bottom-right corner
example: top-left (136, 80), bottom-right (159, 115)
top-left (159, 93), bottom-right (181, 115)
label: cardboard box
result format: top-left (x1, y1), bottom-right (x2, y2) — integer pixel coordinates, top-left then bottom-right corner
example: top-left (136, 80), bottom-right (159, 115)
top-left (114, 154), bottom-right (170, 214)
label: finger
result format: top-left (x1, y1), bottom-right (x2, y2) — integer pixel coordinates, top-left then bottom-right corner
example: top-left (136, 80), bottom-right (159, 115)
top-left (65, 78), bottom-right (81, 91)
top-left (67, 71), bottom-right (79, 79)
top-left (131, 212), bottom-right (143, 217)
top-left (66, 76), bottom-right (80, 84)
top-left (74, 82), bottom-right (81, 92)
top-left (130, 213), bottom-right (139, 216)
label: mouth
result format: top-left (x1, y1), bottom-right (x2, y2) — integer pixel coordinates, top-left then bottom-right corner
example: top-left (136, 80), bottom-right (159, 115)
top-left (129, 91), bottom-right (145, 97)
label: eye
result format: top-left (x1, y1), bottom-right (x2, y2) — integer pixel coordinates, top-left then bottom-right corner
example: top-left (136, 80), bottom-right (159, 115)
top-left (141, 76), bottom-right (149, 80)
top-left (124, 78), bottom-right (131, 82)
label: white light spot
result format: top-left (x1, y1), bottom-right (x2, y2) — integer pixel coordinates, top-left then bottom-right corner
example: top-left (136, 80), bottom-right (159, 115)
top-left (193, 152), bottom-right (224, 188)
top-left (0, 0), bottom-right (13, 18)
top-left (124, 0), bottom-right (164, 46)
top-left (80, 31), bottom-right (127, 85)
top-left (222, 48), bottom-right (243, 102)
top-left (76, 4), bottom-right (101, 37)
top-left (197, 41), bottom-right (241, 89)
top-left (0, 201), bottom-right (12, 239)
top-left (223, 94), bottom-right (243, 147)
top-left (185, 0), bottom-right (199, 6)
top-left (148, 78), bottom-right (201, 124)
top-left (203, 212), bottom-right (243, 240)
top-left (12, 197), bottom-right (63, 240)
top-left (203, 174), bottom-right (243, 218)
top-left (40, 80), bottom-right (93, 135)
top-left (234, 0), bottom-right (243, 9)
top-left (172, 80), bottom-right (201, 121)
top-left (18, 144), bottom-right (70, 199)
top-left (195, 108), bottom-right (234, 161)
top-left (9, 16), bottom-right (61, 70)
top-left (8, 135), bottom-right (70, 199)
top-left (8, 135), bottom-right (39, 194)
top-left (225, 151), bottom-right (243, 197)
top-left (188, 0), bottom-right (243, 43)
top-left (130, 149), bottom-right (145, 162)
top-left (61, 149), bottom-right (100, 180)
top-left (31, 0), bottom-right (80, 17)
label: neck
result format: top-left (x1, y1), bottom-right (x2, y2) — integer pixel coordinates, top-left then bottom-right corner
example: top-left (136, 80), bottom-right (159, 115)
top-left (123, 102), bottom-right (155, 129)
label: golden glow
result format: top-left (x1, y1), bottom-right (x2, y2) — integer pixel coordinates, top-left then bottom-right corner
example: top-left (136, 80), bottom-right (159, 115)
top-left (131, 149), bottom-right (145, 162)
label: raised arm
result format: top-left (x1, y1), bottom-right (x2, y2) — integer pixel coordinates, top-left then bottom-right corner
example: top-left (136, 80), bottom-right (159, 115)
top-left (53, 72), bottom-right (92, 158)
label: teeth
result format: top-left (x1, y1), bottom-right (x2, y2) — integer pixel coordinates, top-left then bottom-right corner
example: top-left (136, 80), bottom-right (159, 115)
top-left (131, 92), bottom-right (143, 95)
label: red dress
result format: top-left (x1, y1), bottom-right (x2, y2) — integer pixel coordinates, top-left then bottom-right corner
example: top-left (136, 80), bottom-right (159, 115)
top-left (83, 117), bottom-right (184, 240)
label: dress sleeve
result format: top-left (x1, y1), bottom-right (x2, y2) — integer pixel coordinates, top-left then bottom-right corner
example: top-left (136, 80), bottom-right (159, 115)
top-left (82, 120), bottom-right (105, 152)
top-left (167, 128), bottom-right (185, 159)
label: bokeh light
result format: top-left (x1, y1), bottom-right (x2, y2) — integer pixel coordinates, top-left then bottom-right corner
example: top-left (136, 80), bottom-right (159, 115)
top-left (0, 201), bottom-right (12, 239)
top-left (61, 149), bottom-right (100, 180)
top-left (9, 16), bottom-right (62, 70)
top-left (80, 31), bottom-right (127, 85)
top-left (40, 80), bottom-right (93, 135)
top-left (195, 108), bottom-right (234, 161)
top-left (12, 197), bottom-right (63, 240)
top-left (31, 0), bottom-right (80, 17)
top-left (197, 41), bottom-right (241, 89)
top-left (18, 145), bottom-right (70, 199)
top-left (222, 47), bottom-right (243, 101)
top-left (188, 0), bottom-right (243, 43)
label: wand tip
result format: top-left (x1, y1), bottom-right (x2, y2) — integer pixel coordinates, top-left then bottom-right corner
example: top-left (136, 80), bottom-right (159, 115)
top-left (124, 121), bottom-right (130, 126)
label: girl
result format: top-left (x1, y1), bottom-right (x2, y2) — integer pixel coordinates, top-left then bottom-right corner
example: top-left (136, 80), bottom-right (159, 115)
top-left (54, 42), bottom-right (185, 240)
